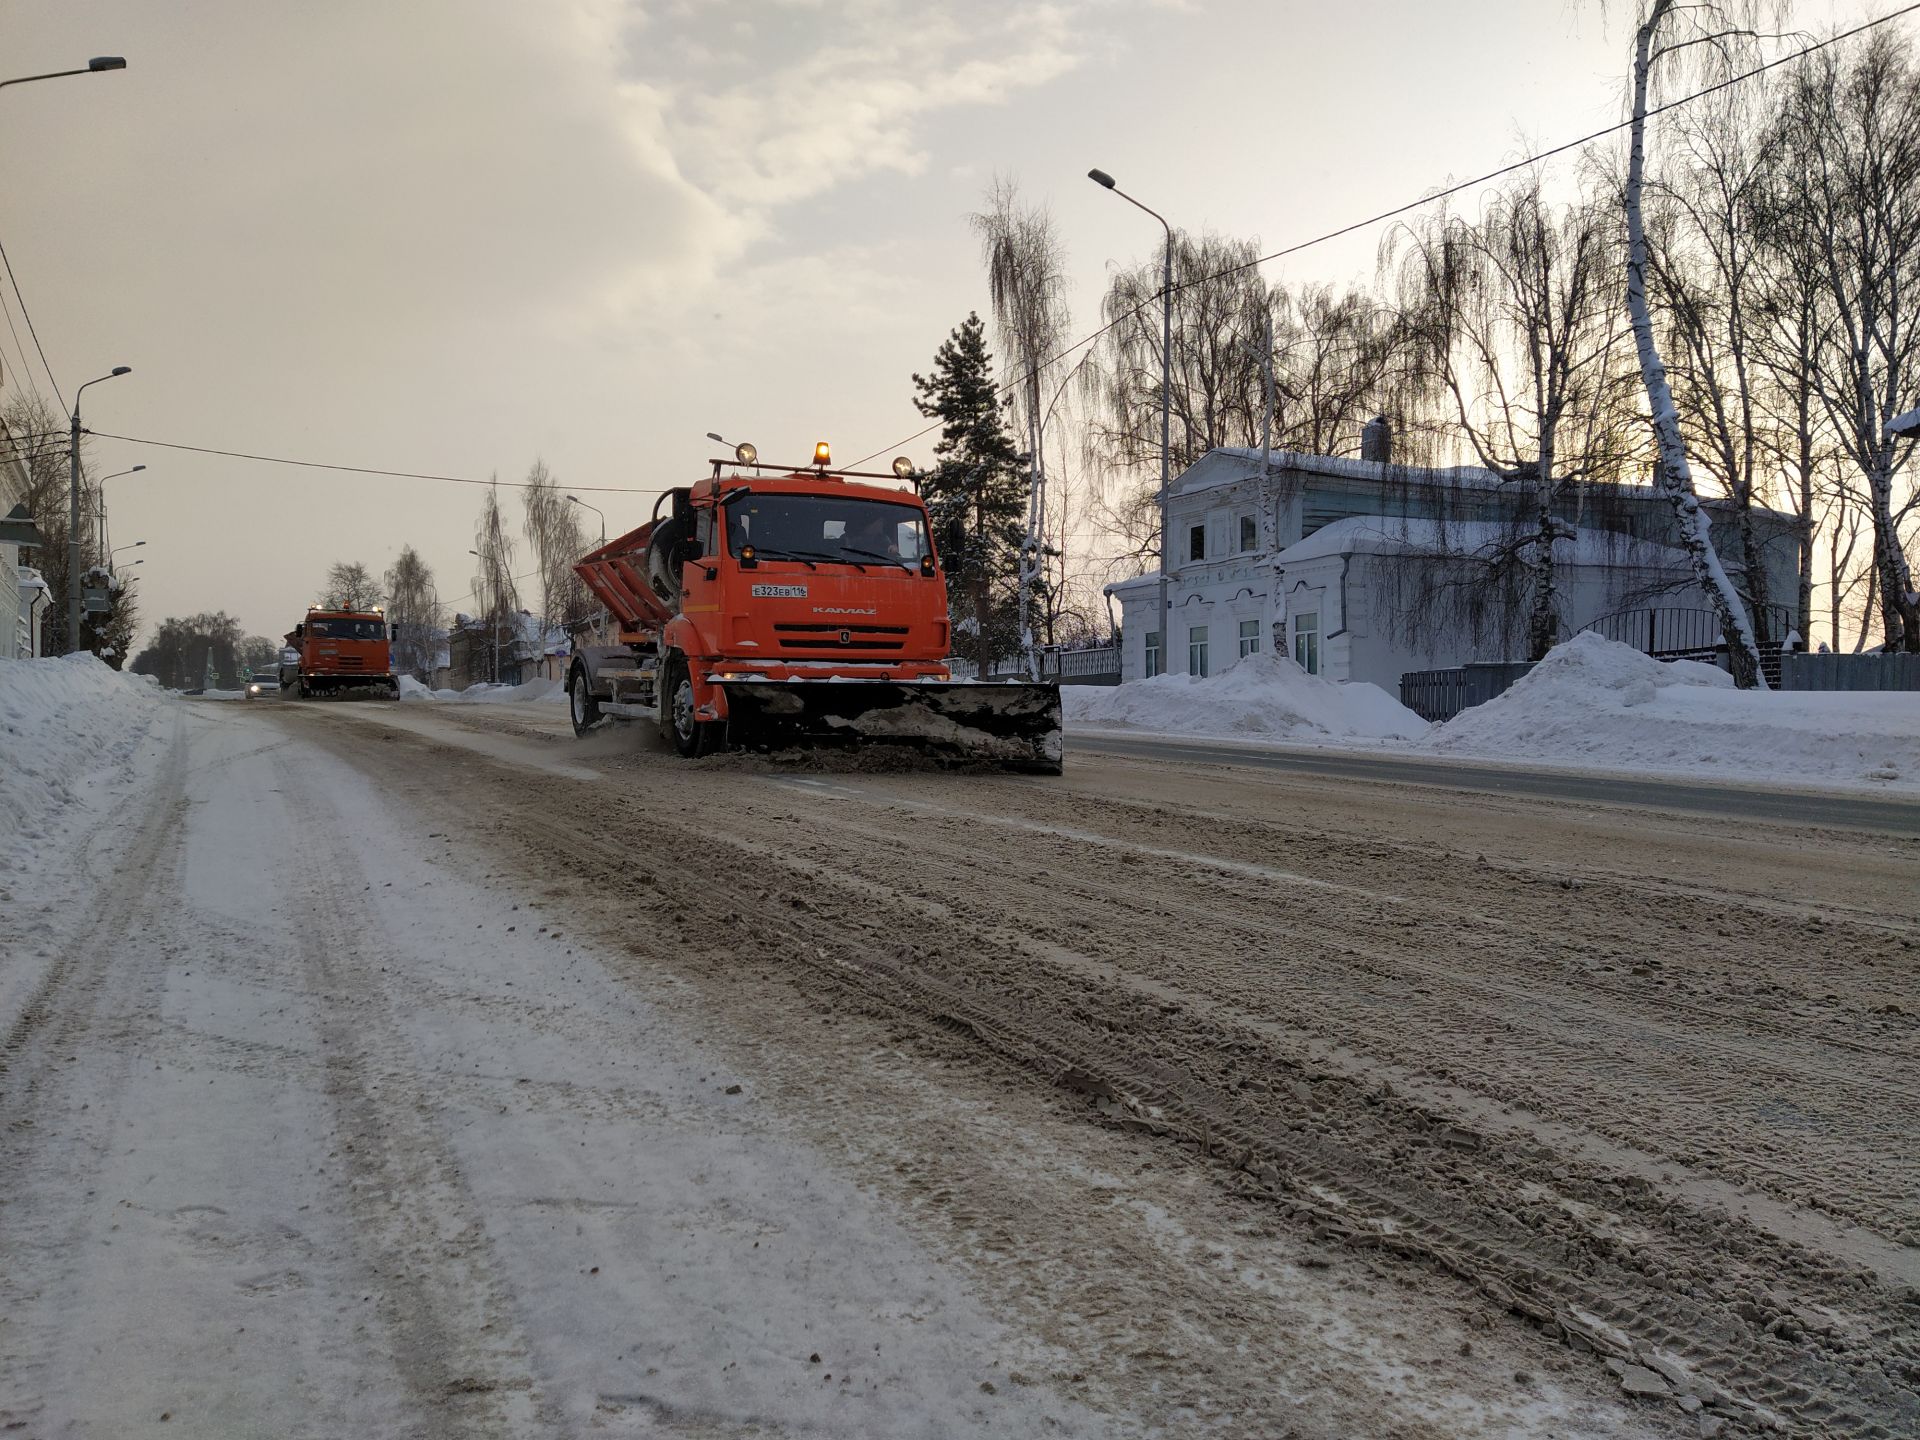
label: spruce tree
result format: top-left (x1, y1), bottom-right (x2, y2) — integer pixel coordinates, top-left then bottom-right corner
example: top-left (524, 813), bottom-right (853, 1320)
top-left (912, 313), bottom-right (1028, 671)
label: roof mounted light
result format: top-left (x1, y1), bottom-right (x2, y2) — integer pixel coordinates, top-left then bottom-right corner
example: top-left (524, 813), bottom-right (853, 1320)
top-left (891, 456), bottom-right (915, 480)
top-left (813, 441), bottom-right (831, 467)
top-left (735, 441), bottom-right (757, 465)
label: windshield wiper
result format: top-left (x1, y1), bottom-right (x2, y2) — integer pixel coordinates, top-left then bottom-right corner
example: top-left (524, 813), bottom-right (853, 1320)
top-left (839, 546), bottom-right (912, 572)
top-left (745, 547), bottom-right (829, 569)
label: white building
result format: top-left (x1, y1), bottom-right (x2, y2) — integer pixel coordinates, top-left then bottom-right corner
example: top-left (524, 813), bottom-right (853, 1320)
top-left (1106, 439), bottom-right (1802, 690)
top-left (1, 414), bottom-right (47, 660)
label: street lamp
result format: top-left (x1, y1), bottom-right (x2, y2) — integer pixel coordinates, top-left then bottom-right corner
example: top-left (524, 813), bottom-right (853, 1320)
top-left (69, 366), bottom-right (132, 653)
top-left (96, 463), bottom-right (145, 554)
top-left (0, 56), bottom-right (126, 94)
top-left (1089, 167), bottom-right (1175, 677)
top-left (111, 539), bottom-right (145, 560)
top-left (566, 494), bottom-right (606, 545)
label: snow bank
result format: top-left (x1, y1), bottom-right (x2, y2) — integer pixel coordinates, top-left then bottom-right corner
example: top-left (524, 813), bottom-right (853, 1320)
top-left (1065, 652), bottom-right (1430, 743)
top-left (1427, 632), bottom-right (1920, 790)
top-left (403, 676), bottom-right (567, 705)
top-left (0, 654), bottom-right (167, 870)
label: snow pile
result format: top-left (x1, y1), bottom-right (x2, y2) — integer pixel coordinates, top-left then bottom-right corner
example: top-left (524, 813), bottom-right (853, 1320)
top-left (1428, 632), bottom-right (1920, 790)
top-left (1065, 652), bottom-right (1429, 743)
top-left (0, 654), bottom-right (166, 869)
top-left (402, 675), bottom-right (567, 705)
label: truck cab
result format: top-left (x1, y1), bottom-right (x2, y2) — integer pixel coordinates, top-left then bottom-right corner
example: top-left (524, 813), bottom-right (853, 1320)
top-left (285, 607), bottom-right (399, 698)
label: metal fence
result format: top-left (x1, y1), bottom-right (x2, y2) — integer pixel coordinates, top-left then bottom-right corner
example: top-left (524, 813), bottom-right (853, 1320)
top-left (1779, 651), bottom-right (1920, 692)
top-left (1398, 661), bottom-right (1536, 723)
top-left (1044, 646), bottom-right (1121, 685)
top-left (951, 646), bottom-right (1123, 686)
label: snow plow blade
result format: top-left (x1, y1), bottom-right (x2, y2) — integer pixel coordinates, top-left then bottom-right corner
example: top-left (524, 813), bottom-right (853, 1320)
top-left (720, 681), bottom-right (1063, 773)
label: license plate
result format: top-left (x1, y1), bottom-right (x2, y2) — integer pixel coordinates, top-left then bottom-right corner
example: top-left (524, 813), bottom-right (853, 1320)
top-left (751, 584), bottom-right (809, 598)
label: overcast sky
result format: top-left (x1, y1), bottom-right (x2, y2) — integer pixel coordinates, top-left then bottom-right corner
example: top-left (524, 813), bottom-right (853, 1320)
top-left (0, 0), bottom-right (1873, 645)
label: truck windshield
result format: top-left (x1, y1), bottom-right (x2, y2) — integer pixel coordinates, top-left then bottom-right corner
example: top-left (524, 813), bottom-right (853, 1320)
top-left (725, 495), bottom-right (929, 566)
top-left (308, 618), bottom-right (387, 640)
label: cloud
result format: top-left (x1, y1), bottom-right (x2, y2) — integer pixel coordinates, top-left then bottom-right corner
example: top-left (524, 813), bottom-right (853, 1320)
top-left (643, 1), bottom-right (1090, 210)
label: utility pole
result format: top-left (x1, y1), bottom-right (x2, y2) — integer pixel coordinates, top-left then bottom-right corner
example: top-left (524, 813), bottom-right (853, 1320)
top-left (68, 368), bottom-right (132, 654)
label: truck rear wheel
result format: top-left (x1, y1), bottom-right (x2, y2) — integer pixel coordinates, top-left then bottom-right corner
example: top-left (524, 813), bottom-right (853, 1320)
top-left (663, 654), bottom-right (718, 758)
top-left (569, 660), bottom-right (602, 737)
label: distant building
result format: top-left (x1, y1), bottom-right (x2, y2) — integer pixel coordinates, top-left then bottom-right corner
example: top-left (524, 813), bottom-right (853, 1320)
top-left (1105, 434), bottom-right (1802, 689)
top-left (444, 611), bottom-right (569, 689)
top-left (1, 415), bottom-right (45, 660)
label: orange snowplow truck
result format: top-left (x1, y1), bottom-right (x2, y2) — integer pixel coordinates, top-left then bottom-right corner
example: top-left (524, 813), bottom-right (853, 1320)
top-left (568, 444), bottom-right (1062, 771)
top-left (282, 606), bottom-right (400, 698)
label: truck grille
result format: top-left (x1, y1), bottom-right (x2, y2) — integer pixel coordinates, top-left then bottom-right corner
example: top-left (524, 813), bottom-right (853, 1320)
top-left (776, 638), bottom-right (905, 652)
top-left (772, 624), bottom-right (909, 635)
top-left (333, 656), bottom-right (366, 669)
top-left (773, 623), bottom-right (908, 654)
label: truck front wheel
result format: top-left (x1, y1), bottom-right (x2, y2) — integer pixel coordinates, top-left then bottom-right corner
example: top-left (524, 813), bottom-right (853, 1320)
top-left (569, 660), bottom-right (602, 737)
top-left (662, 654), bottom-right (718, 758)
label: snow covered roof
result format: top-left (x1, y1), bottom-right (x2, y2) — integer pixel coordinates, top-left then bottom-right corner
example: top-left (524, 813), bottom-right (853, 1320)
top-left (1176, 447), bottom-right (1802, 527)
top-left (1178, 447), bottom-right (1503, 498)
top-left (1274, 516), bottom-right (1693, 569)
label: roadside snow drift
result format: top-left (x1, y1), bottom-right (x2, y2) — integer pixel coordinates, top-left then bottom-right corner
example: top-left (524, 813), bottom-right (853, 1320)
top-left (0, 653), bottom-right (166, 868)
top-left (402, 676), bottom-right (566, 705)
top-left (1064, 652), bottom-right (1429, 742)
top-left (1427, 632), bottom-right (1920, 791)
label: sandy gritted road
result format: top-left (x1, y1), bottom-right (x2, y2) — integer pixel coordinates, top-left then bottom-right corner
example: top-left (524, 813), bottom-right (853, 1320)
top-left (4, 695), bottom-right (1916, 1439)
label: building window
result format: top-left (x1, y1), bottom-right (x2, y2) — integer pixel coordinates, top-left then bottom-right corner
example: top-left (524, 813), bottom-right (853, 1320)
top-left (1189, 524), bottom-right (1205, 562)
top-left (1144, 630), bottom-right (1161, 679)
top-left (1189, 624), bottom-right (1209, 678)
top-left (1238, 618), bottom-right (1260, 659)
top-left (1238, 514), bottom-right (1257, 552)
top-left (1292, 612), bottom-right (1320, 675)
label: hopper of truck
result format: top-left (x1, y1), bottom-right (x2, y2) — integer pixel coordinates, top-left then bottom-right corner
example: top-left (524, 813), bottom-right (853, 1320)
top-left (567, 450), bottom-right (1062, 772)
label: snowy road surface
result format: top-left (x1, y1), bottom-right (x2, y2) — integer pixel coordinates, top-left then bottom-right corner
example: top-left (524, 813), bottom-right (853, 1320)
top-left (3, 692), bottom-right (1916, 1438)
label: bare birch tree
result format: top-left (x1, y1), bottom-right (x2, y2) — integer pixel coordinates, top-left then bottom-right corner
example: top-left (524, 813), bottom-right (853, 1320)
top-left (1619, 0), bottom-right (1778, 686)
top-left (1645, 81), bottom-right (1793, 640)
top-left (1387, 179), bottom-right (1636, 659)
top-left (471, 480), bottom-right (519, 684)
top-left (320, 561), bottom-right (384, 611)
top-left (1772, 32), bottom-right (1920, 652)
top-left (384, 545), bottom-right (441, 682)
top-left (520, 458), bottom-right (591, 640)
top-left (974, 177), bottom-right (1072, 673)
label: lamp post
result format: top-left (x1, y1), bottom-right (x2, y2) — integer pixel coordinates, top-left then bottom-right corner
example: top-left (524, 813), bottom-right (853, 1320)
top-left (0, 56), bottom-right (125, 94)
top-left (566, 494), bottom-right (606, 546)
top-left (96, 463), bottom-right (145, 555)
top-left (110, 539), bottom-right (145, 571)
top-left (69, 367), bottom-right (132, 653)
top-left (1088, 168), bottom-right (1174, 677)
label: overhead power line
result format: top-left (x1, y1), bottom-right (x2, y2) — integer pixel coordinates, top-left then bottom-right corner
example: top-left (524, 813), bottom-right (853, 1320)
top-left (850, 1), bottom-right (1920, 467)
top-left (0, 229), bottom-right (68, 413)
top-left (87, 431), bottom-right (663, 495)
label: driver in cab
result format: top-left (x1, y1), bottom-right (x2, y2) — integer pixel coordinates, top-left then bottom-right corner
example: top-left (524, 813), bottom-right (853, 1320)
top-left (842, 512), bottom-right (900, 559)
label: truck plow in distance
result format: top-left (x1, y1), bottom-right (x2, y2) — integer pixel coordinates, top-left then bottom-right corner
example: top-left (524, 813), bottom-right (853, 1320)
top-left (720, 679), bottom-right (1063, 771)
top-left (567, 443), bottom-right (1063, 773)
